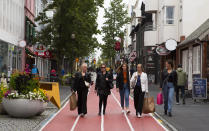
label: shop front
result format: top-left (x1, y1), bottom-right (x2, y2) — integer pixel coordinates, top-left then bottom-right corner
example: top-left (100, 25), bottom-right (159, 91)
top-left (0, 40), bottom-right (22, 76)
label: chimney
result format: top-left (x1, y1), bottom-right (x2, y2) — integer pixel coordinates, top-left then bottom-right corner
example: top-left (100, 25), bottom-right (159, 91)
top-left (180, 36), bottom-right (185, 42)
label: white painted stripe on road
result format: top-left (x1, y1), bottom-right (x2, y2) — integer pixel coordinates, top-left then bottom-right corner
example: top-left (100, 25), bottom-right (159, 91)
top-left (149, 113), bottom-right (169, 131)
top-left (101, 105), bottom-right (104, 131)
top-left (70, 115), bottom-right (81, 131)
top-left (39, 100), bottom-right (69, 131)
top-left (111, 92), bottom-right (135, 131)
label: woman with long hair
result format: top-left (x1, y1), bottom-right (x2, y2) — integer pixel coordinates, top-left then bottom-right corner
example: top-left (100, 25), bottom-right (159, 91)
top-left (130, 64), bottom-right (148, 118)
top-left (116, 63), bottom-right (131, 113)
top-left (160, 60), bottom-right (177, 117)
top-left (72, 63), bottom-right (91, 117)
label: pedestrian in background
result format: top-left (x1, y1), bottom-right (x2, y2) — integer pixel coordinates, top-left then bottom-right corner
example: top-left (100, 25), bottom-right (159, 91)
top-left (95, 64), bottom-right (113, 115)
top-left (116, 63), bottom-right (131, 113)
top-left (72, 63), bottom-right (91, 117)
top-left (31, 64), bottom-right (39, 79)
top-left (160, 60), bottom-right (177, 117)
top-left (24, 64), bottom-right (31, 75)
top-left (130, 64), bottom-right (148, 118)
top-left (176, 64), bottom-right (187, 105)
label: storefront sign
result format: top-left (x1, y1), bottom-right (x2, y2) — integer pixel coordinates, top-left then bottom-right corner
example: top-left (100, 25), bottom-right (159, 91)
top-left (192, 78), bottom-right (207, 99)
top-left (129, 51), bottom-right (137, 62)
top-left (18, 40), bottom-right (26, 48)
top-left (156, 46), bottom-right (170, 56)
top-left (34, 44), bottom-right (47, 53)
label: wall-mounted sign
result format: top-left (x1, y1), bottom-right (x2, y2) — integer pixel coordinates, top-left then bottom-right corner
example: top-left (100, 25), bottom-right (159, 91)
top-left (165, 39), bottom-right (177, 51)
top-left (129, 51), bottom-right (137, 62)
top-left (18, 40), bottom-right (26, 48)
top-left (156, 46), bottom-right (170, 56)
top-left (34, 44), bottom-right (47, 53)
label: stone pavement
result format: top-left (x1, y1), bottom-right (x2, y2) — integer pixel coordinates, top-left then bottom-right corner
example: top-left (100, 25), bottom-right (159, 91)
top-left (0, 85), bottom-right (71, 131)
top-left (148, 84), bottom-right (209, 131)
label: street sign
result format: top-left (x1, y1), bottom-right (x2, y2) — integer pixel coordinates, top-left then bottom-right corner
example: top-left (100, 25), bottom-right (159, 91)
top-left (192, 78), bottom-right (207, 99)
top-left (129, 51), bottom-right (137, 62)
top-left (165, 39), bottom-right (177, 51)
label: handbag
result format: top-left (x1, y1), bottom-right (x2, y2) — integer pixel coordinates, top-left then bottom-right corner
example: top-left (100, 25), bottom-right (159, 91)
top-left (157, 92), bottom-right (163, 105)
top-left (69, 92), bottom-right (77, 111)
top-left (142, 95), bottom-right (155, 114)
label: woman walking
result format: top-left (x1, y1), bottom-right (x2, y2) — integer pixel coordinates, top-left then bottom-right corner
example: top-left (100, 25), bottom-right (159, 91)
top-left (95, 64), bottom-right (113, 115)
top-left (130, 64), bottom-right (148, 118)
top-left (72, 63), bottom-right (91, 117)
top-left (160, 60), bottom-right (177, 117)
top-left (116, 63), bottom-right (131, 113)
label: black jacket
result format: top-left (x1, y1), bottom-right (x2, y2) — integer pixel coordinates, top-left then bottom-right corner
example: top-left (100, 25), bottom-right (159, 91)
top-left (116, 71), bottom-right (130, 90)
top-left (72, 72), bottom-right (91, 92)
top-left (95, 72), bottom-right (113, 95)
top-left (160, 69), bottom-right (177, 88)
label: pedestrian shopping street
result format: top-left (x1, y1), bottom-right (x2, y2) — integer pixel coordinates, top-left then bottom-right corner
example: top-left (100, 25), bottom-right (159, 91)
top-left (41, 87), bottom-right (165, 131)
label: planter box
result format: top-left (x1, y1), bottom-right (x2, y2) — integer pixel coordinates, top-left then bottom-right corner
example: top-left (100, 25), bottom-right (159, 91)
top-left (0, 103), bottom-right (7, 114)
top-left (2, 98), bottom-right (46, 118)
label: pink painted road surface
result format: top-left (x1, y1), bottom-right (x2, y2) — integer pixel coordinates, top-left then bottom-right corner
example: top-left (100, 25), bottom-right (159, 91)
top-left (41, 88), bottom-right (166, 131)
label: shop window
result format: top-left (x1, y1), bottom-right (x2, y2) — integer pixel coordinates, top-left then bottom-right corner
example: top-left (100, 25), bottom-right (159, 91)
top-left (165, 6), bottom-right (174, 24)
top-left (192, 46), bottom-right (201, 74)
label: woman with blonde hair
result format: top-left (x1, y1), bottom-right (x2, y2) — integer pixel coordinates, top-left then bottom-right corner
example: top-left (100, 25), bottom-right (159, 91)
top-left (130, 64), bottom-right (148, 118)
top-left (72, 63), bottom-right (91, 117)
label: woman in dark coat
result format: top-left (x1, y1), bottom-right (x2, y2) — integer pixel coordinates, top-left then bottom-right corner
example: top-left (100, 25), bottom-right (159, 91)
top-left (116, 63), bottom-right (131, 113)
top-left (72, 63), bottom-right (91, 117)
top-left (95, 64), bottom-right (113, 115)
top-left (160, 60), bottom-right (177, 117)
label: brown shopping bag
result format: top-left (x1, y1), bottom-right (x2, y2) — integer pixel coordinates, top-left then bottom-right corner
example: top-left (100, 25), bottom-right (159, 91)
top-left (142, 96), bottom-right (155, 114)
top-left (69, 92), bottom-right (77, 111)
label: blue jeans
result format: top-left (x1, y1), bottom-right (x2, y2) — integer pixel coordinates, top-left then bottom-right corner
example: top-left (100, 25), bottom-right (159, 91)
top-left (119, 84), bottom-right (130, 108)
top-left (163, 82), bottom-right (175, 113)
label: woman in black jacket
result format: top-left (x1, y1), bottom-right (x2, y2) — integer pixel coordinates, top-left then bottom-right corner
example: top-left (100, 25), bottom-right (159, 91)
top-left (72, 63), bottom-right (91, 117)
top-left (116, 63), bottom-right (130, 113)
top-left (95, 64), bottom-right (113, 115)
top-left (160, 60), bottom-right (177, 117)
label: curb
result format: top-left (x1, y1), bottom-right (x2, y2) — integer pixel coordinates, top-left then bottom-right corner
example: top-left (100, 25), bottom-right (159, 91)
top-left (34, 93), bottom-right (71, 131)
top-left (153, 112), bottom-right (178, 131)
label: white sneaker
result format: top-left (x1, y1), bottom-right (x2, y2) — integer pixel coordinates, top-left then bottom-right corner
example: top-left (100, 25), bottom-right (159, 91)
top-left (137, 113), bottom-right (141, 118)
top-left (176, 102), bottom-right (180, 105)
top-left (122, 110), bottom-right (125, 113)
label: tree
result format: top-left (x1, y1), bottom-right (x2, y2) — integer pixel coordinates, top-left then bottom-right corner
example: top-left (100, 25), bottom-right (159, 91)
top-left (35, 0), bottom-right (103, 75)
top-left (101, 0), bottom-right (130, 67)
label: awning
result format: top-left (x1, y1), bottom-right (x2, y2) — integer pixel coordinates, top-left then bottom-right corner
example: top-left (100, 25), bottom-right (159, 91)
top-left (178, 19), bottom-right (209, 47)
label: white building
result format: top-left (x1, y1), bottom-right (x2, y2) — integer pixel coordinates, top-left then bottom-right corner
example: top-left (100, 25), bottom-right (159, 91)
top-left (0, 0), bottom-right (25, 75)
top-left (143, 0), bottom-right (209, 46)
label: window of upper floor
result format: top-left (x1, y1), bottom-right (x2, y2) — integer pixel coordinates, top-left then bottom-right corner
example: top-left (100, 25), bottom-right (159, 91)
top-left (164, 6), bottom-right (174, 25)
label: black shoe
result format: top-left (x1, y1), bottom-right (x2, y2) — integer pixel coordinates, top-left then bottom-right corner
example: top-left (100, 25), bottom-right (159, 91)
top-left (183, 99), bottom-right (186, 104)
top-left (164, 110), bottom-right (167, 115)
top-left (98, 112), bottom-right (101, 116)
top-left (168, 112), bottom-right (172, 117)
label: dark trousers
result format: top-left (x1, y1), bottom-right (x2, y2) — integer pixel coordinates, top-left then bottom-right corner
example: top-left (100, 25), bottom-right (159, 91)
top-left (176, 86), bottom-right (185, 103)
top-left (77, 90), bottom-right (88, 115)
top-left (134, 88), bottom-right (145, 115)
top-left (99, 94), bottom-right (108, 114)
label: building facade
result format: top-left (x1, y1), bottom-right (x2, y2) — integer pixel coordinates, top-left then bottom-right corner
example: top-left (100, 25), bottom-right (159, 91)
top-left (0, 0), bottom-right (25, 75)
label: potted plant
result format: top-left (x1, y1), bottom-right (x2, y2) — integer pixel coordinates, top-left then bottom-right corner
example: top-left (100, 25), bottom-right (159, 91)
top-left (0, 82), bottom-right (8, 114)
top-left (2, 71), bottom-right (49, 118)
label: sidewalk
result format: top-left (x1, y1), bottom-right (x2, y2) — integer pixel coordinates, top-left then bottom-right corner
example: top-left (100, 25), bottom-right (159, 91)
top-left (0, 85), bottom-right (71, 131)
top-left (149, 84), bottom-right (209, 131)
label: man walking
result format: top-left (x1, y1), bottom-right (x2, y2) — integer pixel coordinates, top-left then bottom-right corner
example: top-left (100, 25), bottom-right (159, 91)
top-left (176, 64), bottom-right (187, 105)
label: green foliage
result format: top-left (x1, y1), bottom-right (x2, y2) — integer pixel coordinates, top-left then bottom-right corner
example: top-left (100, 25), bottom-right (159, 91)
top-left (101, 0), bottom-right (130, 60)
top-left (9, 73), bottom-right (39, 95)
top-left (34, 0), bottom-right (104, 74)
top-left (0, 83), bottom-right (8, 103)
